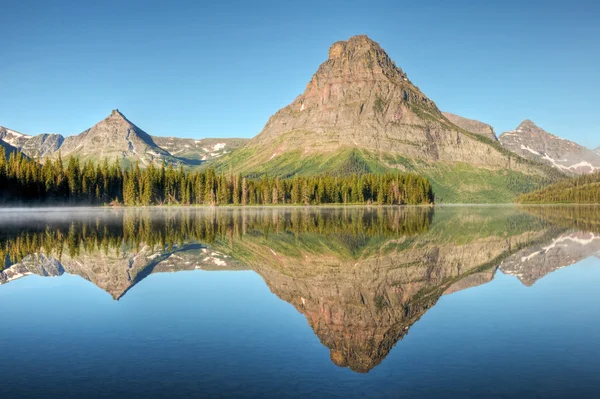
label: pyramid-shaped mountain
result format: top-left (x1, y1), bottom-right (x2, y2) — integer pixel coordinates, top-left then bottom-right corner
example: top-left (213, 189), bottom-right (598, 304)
top-left (55, 109), bottom-right (172, 167)
top-left (215, 35), bottom-right (560, 203)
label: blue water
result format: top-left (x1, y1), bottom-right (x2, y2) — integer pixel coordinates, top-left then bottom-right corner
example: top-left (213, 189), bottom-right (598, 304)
top-left (1, 206), bottom-right (599, 398)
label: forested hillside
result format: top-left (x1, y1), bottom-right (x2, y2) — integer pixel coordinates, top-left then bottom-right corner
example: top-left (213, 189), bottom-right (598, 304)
top-left (517, 172), bottom-right (600, 203)
top-left (0, 148), bottom-right (434, 206)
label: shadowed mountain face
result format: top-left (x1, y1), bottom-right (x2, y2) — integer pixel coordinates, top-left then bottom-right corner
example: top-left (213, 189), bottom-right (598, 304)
top-left (0, 137), bottom-right (19, 156)
top-left (1, 206), bottom-right (598, 372)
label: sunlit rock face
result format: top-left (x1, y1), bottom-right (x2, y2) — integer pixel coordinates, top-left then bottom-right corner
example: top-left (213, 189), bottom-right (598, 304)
top-left (442, 112), bottom-right (497, 141)
top-left (215, 35), bottom-right (554, 190)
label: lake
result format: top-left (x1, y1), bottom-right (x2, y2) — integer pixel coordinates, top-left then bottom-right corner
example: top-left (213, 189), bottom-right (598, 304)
top-left (1, 205), bottom-right (600, 398)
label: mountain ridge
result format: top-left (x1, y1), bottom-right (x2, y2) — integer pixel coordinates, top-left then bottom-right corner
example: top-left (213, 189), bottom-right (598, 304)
top-left (0, 110), bottom-right (247, 167)
top-left (441, 112), bottom-right (497, 141)
top-left (499, 120), bottom-right (600, 175)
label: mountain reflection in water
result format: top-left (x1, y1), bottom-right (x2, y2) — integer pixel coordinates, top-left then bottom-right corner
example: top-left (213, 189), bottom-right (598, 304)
top-left (1, 205), bottom-right (599, 373)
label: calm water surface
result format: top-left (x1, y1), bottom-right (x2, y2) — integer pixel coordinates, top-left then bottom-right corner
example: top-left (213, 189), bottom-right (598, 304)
top-left (1, 205), bottom-right (600, 398)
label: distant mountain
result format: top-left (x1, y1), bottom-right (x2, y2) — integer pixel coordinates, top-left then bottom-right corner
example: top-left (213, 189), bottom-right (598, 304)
top-left (213, 35), bottom-right (560, 203)
top-left (0, 110), bottom-right (246, 168)
top-left (499, 120), bottom-right (600, 175)
top-left (595, 147), bottom-right (600, 156)
top-left (54, 109), bottom-right (174, 166)
top-left (441, 112), bottom-right (497, 141)
top-left (0, 126), bottom-right (63, 158)
top-left (151, 136), bottom-right (248, 165)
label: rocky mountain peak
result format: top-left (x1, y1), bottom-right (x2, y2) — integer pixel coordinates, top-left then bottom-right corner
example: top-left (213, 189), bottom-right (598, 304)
top-left (516, 120), bottom-right (542, 133)
top-left (317, 34), bottom-right (409, 86)
top-left (499, 121), bottom-right (600, 174)
top-left (105, 109), bottom-right (131, 125)
top-left (328, 34), bottom-right (382, 59)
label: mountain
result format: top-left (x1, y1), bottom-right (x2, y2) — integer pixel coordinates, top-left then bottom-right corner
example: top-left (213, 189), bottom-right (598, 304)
top-left (0, 126), bottom-right (29, 147)
top-left (53, 109), bottom-right (174, 167)
top-left (213, 35), bottom-right (560, 203)
top-left (0, 126), bottom-right (64, 158)
top-left (595, 147), bottom-right (600, 156)
top-left (150, 136), bottom-right (248, 165)
top-left (499, 120), bottom-right (600, 175)
top-left (441, 112), bottom-right (497, 141)
top-left (1, 111), bottom-right (248, 168)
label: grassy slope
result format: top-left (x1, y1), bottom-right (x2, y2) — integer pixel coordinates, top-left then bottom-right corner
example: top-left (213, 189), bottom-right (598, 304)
top-left (212, 144), bottom-right (558, 203)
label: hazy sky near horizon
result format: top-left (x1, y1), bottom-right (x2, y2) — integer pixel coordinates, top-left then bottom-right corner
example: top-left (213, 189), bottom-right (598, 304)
top-left (1, 0), bottom-right (599, 148)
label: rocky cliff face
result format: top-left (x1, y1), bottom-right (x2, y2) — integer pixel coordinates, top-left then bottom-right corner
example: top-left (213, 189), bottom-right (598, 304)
top-left (19, 134), bottom-right (64, 157)
top-left (499, 120), bottom-right (600, 175)
top-left (0, 126), bottom-right (64, 158)
top-left (441, 112), bottom-right (497, 141)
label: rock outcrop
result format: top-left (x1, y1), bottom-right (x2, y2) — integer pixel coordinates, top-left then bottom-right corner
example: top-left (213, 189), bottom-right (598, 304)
top-left (442, 112), bottom-right (497, 141)
top-left (499, 120), bottom-right (600, 175)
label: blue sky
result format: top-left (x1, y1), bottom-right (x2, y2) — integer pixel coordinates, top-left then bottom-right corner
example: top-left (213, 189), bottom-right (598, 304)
top-left (1, 0), bottom-right (598, 148)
